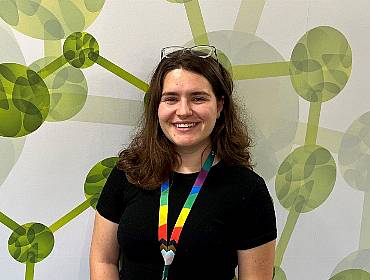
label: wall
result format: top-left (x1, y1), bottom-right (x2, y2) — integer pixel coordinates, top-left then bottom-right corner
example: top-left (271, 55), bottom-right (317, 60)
top-left (0, 1), bottom-right (369, 279)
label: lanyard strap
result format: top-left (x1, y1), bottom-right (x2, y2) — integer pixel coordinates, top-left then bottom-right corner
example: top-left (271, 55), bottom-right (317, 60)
top-left (158, 150), bottom-right (215, 280)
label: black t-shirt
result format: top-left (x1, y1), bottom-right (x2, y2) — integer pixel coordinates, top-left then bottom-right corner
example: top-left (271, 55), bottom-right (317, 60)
top-left (96, 160), bottom-right (277, 280)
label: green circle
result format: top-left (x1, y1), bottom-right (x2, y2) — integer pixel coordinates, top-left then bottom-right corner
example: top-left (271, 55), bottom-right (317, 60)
top-left (290, 26), bottom-right (352, 102)
top-left (329, 269), bottom-right (370, 280)
top-left (8, 223), bottom-right (54, 264)
top-left (84, 157), bottom-right (119, 209)
top-left (273, 266), bottom-right (287, 280)
top-left (338, 111), bottom-right (370, 192)
top-left (332, 249), bottom-right (370, 277)
top-left (0, 63), bottom-right (50, 137)
top-left (275, 145), bottom-right (336, 213)
top-left (30, 57), bottom-right (88, 121)
top-left (63, 32), bottom-right (99, 69)
top-left (166, 0), bottom-right (193, 3)
top-left (0, 1), bottom-right (105, 40)
top-left (216, 48), bottom-right (233, 77)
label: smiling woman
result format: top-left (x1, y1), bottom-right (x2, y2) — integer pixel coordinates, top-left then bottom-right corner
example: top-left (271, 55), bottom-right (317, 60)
top-left (158, 68), bottom-right (224, 163)
top-left (89, 46), bottom-right (277, 280)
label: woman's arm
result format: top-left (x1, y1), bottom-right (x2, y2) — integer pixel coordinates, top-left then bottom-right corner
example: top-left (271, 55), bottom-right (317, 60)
top-left (90, 212), bottom-right (120, 280)
top-left (237, 240), bottom-right (276, 280)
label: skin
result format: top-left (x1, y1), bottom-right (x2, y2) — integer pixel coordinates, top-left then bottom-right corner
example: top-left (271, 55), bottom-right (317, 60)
top-left (90, 213), bottom-right (120, 280)
top-left (90, 68), bottom-right (275, 279)
top-left (237, 240), bottom-right (276, 280)
top-left (158, 68), bottom-right (224, 173)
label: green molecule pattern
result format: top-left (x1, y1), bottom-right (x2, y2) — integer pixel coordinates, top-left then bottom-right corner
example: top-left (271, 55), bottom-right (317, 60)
top-left (217, 49), bottom-right (233, 76)
top-left (166, 0), bottom-right (193, 3)
top-left (0, 63), bottom-right (50, 137)
top-left (8, 223), bottom-right (54, 264)
top-left (275, 145), bottom-right (336, 213)
top-left (290, 26), bottom-right (352, 103)
top-left (0, 1), bottom-right (362, 279)
top-left (329, 269), bottom-right (370, 280)
top-left (0, 0), bottom-right (105, 40)
top-left (63, 32), bottom-right (100, 69)
top-left (84, 157), bottom-right (119, 209)
top-left (333, 249), bottom-right (370, 278)
top-left (30, 57), bottom-right (88, 122)
top-left (339, 111), bottom-right (370, 192)
top-left (273, 266), bottom-right (287, 280)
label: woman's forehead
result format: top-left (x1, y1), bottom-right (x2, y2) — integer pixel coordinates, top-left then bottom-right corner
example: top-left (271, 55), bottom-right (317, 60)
top-left (163, 69), bottom-right (211, 87)
top-left (162, 75), bottom-right (214, 98)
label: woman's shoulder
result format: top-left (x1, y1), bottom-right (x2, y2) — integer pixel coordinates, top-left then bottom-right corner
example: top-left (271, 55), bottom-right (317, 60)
top-left (109, 165), bottom-right (126, 178)
top-left (212, 160), bottom-right (265, 186)
top-left (110, 165), bottom-right (158, 193)
top-left (103, 165), bottom-right (139, 193)
top-left (209, 160), bottom-right (270, 200)
top-left (103, 165), bottom-right (128, 186)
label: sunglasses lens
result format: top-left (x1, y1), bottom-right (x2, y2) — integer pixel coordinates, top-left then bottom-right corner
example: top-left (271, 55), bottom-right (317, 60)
top-left (162, 46), bottom-right (184, 58)
top-left (191, 46), bottom-right (214, 58)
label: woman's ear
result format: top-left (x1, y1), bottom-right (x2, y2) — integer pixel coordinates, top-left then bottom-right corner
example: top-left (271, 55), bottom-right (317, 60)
top-left (217, 96), bottom-right (224, 118)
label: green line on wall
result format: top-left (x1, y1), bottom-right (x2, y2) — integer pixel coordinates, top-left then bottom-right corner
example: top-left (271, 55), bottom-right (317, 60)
top-left (49, 199), bottom-right (92, 233)
top-left (70, 95), bottom-right (143, 126)
top-left (275, 102), bottom-right (324, 266)
top-left (233, 0), bottom-right (267, 34)
top-left (305, 102), bottom-right (322, 145)
top-left (359, 191), bottom-right (370, 250)
top-left (44, 40), bottom-right (62, 58)
top-left (25, 262), bottom-right (35, 280)
top-left (275, 207), bottom-right (300, 266)
top-left (232, 61), bottom-right (290, 80)
top-left (37, 55), bottom-right (68, 79)
top-left (95, 56), bottom-right (149, 92)
top-left (184, 0), bottom-right (209, 45)
top-left (294, 122), bottom-right (343, 154)
top-left (0, 211), bottom-right (20, 230)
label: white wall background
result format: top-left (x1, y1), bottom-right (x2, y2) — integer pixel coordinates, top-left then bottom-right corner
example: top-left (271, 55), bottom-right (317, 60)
top-left (0, 1), bottom-right (369, 279)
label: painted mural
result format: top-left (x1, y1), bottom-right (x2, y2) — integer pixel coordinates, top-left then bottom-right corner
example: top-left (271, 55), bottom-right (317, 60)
top-left (0, 1), bottom-right (369, 279)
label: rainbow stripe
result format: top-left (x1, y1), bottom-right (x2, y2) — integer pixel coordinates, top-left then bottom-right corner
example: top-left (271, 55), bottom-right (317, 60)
top-left (158, 150), bottom-right (215, 279)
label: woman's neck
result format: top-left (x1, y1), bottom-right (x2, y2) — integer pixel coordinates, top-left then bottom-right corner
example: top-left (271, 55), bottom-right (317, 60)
top-left (175, 144), bottom-right (215, 174)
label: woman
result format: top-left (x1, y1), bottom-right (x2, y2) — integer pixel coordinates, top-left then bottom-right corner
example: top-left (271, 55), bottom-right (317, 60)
top-left (90, 46), bottom-right (277, 280)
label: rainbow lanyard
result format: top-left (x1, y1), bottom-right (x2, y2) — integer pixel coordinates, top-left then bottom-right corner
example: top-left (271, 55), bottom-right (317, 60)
top-left (158, 150), bottom-right (215, 280)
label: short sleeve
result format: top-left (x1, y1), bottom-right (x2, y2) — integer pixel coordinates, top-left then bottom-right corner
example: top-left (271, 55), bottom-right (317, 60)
top-left (233, 179), bottom-right (277, 250)
top-left (96, 166), bottom-right (126, 224)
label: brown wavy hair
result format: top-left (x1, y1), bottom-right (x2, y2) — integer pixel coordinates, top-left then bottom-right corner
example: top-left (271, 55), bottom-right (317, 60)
top-left (118, 49), bottom-right (252, 189)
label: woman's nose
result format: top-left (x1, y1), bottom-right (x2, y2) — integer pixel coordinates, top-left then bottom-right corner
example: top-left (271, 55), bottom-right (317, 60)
top-left (176, 99), bottom-right (192, 116)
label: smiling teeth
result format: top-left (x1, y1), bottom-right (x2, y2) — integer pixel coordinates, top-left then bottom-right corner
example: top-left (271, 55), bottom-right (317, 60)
top-left (175, 123), bottom-right (196, 128)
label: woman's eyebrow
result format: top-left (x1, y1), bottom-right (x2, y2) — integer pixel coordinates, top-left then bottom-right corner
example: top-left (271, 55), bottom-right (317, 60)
top-left (161, 91), bottom-right (178, 96)
top-left (161, 91), bottom-right (211, 96)
top-left (191, 91), bottom-right (211, 96)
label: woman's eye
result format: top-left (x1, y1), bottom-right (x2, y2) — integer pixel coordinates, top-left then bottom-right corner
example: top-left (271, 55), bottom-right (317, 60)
top-left (193, 97), bottom-right (206, 102)
top-left (162, 97), bottom-right (177, 103)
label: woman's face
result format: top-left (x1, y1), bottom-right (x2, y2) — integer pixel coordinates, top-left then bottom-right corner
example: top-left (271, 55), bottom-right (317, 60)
top-left (158, 68), bottom-right (223, 153)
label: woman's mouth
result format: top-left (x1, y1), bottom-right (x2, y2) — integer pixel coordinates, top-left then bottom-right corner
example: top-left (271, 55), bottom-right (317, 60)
top-left (174, 122), bottom-right (197, 128)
